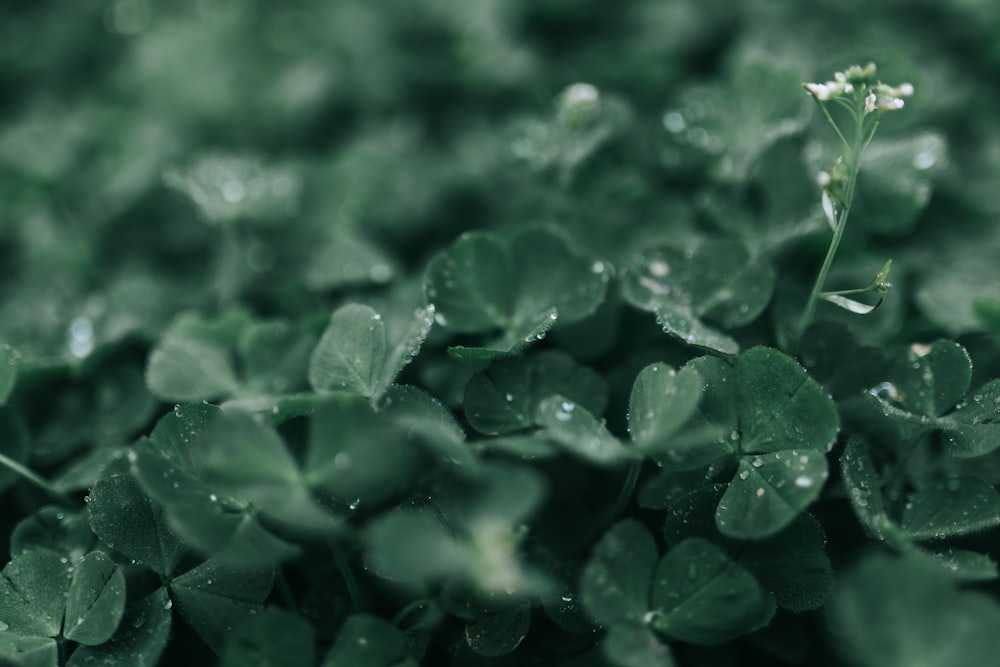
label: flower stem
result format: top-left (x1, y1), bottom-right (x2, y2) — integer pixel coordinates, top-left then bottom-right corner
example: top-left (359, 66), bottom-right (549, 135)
top-left (796, 95), bottom-right (868, 349)
top-left (0, 451), bottom-right (76, 505)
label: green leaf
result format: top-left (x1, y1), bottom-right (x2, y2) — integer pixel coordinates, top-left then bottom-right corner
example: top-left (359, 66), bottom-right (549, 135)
top-left (464, 351), bottom-right (608, 436)
top-left (666, 356), bottom-right (738, 469)
top-left (799, 322), bottom-right (887, 398)
top-left (928, 549), bottom-right (998, 582)
top-left (162, 153), bottom-right (301, 225)
top-left (536, 395), bottom-right (630, 466)
top-left (145, 333), bottom-right (240, 402)
top-left (736, 347), bottom-right (839, 455)
top-left (901, 476), bottom-right (1000, 540)
top-left (940, 379), bottom-right (1000, 457)
top-left (739, 515), bottom-right (833, 612)
top-left (63, 551), bottom-right (126, 646)
top-left (447, 307), bottom-right (558, 360)
top-left (135, 410), bottom-right (300, 568)
top-left (915, 231), bottom-right (1000, 335)
top-left (0, 550), bottom-right (72, 637)
top-left (170, 558), bottom-right (274, 654)
top-left (649, 538), bottom-right (774, 644)
top-left (424, 231), bottom-right (512, 333)
top-left (716, 450), bottom-right (828, 540)
top-left (622, 240), bottom-right (774, 354)
top-left (856, 132), bottom-right (947, 236)
top-left (364, 508), bottom-right (460, 586)
top-left (0, 344), bottom-right (18, 406)
top-left (973, 296), bottom-right (1000, 334)
top-left (840, 436), bottom-right (896, 544)
top-left (304, 231), bottom-right (395, 291)
top-left (309, 303), bottom-right (387, 398)
top-left (194, 410), bottom-right (334, 533)
top-left (305, 395), bottom-right (413, 506)
top-left (376, 385), bottom-right (472, 468)
top-left (580, 520), bottom-right (657, 627)
top-left (236, 319), bottom-right (313, 395)
top-left (87, 471), bottom-right (186, 577)
top-left (378, 303), bottom-right (436, 393)
top-left (601, 626), bottom-right (675, 667)
top-left (660, 59), bottom-right (811, 182)
top-left (9, 507), bottom-right (95, 563)
top-left (464, 594), bottom-right (531, 657)
top-left (66, 588), bottom-right (173, 667)
top-left (0, 634), bottom-right (57, 667)
top-left (322, 614), bottom-right (417, 667)
top-left (828, 553), bottom-right (1000, 667)
top-left (890, 340), bottom-right (972, 418)
top-left (424, 227), bottom-right (609, 336)
top-left (628, 363), bottom-right (702, 452)
top-left (218, 608), bottom-right (315, 667)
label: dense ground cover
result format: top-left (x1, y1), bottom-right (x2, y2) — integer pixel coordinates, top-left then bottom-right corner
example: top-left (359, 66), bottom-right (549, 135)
top-left (2, 1), bottom-right (1000, 665)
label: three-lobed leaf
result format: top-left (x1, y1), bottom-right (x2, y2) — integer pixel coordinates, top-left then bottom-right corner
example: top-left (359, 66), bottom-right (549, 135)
top-left (63, 551), bottom-right (126, 646)
top-left (580, 520), bottom-right (657, 628)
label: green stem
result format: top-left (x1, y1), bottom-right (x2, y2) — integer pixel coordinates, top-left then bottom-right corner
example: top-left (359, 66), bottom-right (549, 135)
top-left (608, 459), bottom-right (641, 520)
top-left (796, 95), bottom-right (868, 349)
top-left (331, 541), bottom-right (363, 612)
top-left (0, 451), bottom-right (75, 505)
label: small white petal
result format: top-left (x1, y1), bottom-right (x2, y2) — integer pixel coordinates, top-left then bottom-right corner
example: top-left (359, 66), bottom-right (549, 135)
top-left (897, 82), bottom-right (914, 97)
top-left (865, 93), bottom-right (876, 114)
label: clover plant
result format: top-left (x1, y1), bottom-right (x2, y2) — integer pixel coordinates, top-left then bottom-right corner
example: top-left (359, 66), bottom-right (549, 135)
top-left (2, 2), bottom-right (1000, 666)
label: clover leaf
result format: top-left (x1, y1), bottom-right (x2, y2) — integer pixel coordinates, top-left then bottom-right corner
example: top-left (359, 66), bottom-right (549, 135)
top-left (309, 302), bottom-right (435, 399)
top-left (866, 340), bottom-right (1000, 457)
top-left (463, 350), bottom-right (608, 435)
top-left (828, 553), bottom-right (1000, 667)
top-left (424, 226), bottom-right (610, 356)
top-left (622, 240), bottom-right (774, 355)
top-left (321, 614), bottom-right (417, 667)
top-left (62, 551), bottom-right (126, 646)
top-left (627, 362), bottom-right (702, 454)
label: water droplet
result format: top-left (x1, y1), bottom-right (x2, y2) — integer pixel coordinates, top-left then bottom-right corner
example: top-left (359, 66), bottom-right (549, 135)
top-left (222, 180), bottom-right (245, 203)
top-left (505, 393), bottom-right (514, 402)
top-left (209, 494), bottom-right (218, 502)
top-left (755, 488), bottom-right (765, 497)
top-left (0, 621), bottom-right (8, 632)
top-left (662, 112), bottom-right (686, 133)
top-left (561, 595), bottom-right (573, 602)
top-left (738, 470), bottom-right (750, 480)
top-left (434, 313), bottom-right (448, 326)
top-left (750, 456), bottom-right (764, 468)
top-left (591, 261), bottom-right (605, 274)
top-left (795, 475), bottom-right (814, 488)
top-left (348, 498), bottom-right (361, 510)
top-left (68, 317), bottom-right (95, 358)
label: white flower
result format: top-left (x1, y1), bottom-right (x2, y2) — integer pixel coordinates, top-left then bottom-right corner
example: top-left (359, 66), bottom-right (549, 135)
top-left (865, 93), bottom-right (876, 114)
top-left (804, 82), bottom-right (831, 100)
top-left (880, 97), bottom-right (905, 111)
top-left (817, 170), bottom-right (831, 187)
top-left (897, 82), bottom-right (914, 97)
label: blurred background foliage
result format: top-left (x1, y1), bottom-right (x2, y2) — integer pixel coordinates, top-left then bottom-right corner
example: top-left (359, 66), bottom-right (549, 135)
top-left (3, 0), bottom-right (1000, 664)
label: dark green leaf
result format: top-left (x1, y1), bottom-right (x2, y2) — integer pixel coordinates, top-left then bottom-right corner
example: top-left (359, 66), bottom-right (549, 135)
top-left (840, 436), bottom-right (897, 544)
top-left (739, 515), bottom-right (832, 612)
top-left (63, 551), bottom-right (126, 645)
top-left (9, 507), bottom-right (95, 563)
top-left (536, 395), bottom-right (630, 466)
top-left (580, 520), bottom-right (657, 627)
top-left (447, 307), bottom-right (558, 360)
top-left (628, 363), bottom-right (702, 452)
top-left (928, 549), bottom-right (998, 582)
top-left (654, 304), bottom-right (738, 355)
top-left (464, 594), bottom-right (531, 657)
top-left (170, 558), bottom-right (274, 654)
top-left (601, 625), bottom-right (675, 667)
top-left (378, 303), bottom-right (436, 393)
top-left (736, 347), bottom-right (839, 455)
top-left (321, 614), bottom-right (417, 667)
top-left (364, 508), bottom-right (459, 586)
top-left (828, 553), bottom-right (1000, 667)
top-left (0, 634), bottom-right (57, 667)
top-left (145, 333), bottom-right (240, 402)
top-left (424, 232), bottom-right (512, 333)
top-left (890, 340), bottom-right (971, 418)
top-left (940, 380), bottom-right (1000, 457)
top-left (305, 395), bottom-right (412, 506)
top-left (716, 449), bottom-right (828, 540)
top-left (309, 304), bottom-right (386, 397)
top-left (901, 476), bottom-right (1000, 540)
top-left (0, 550), bottom-right (72, 637)
top-left (464, 351), bottom-right (608, 436)
top-left (236, 319), bottom-right (313, 395)
top-left (376, 385), bottom-right (471, 467)
top-left (218, 608), bottom-right (315, 667)
top-left (88, 469), bottom-right (186, 577)
top-left (799, 321), bottom-right (887, 398)
top-left (67, 588), bottom-right (173, 667)
top-left (650, 538), bottom-right (774, 644)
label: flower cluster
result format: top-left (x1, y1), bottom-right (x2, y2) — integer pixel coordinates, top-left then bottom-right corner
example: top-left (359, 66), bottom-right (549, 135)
top-left (803, 62), bottom-right (913, 113)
